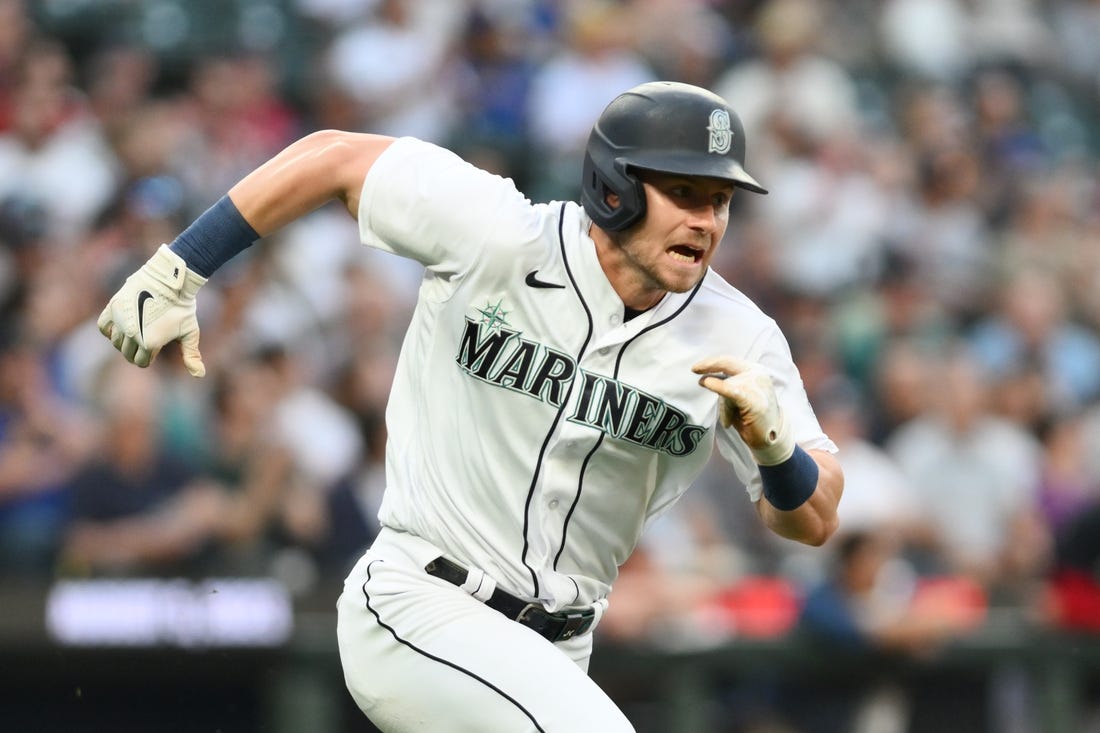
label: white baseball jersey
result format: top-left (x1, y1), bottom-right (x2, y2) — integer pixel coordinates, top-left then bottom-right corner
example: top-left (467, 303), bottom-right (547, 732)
top-left (357, 137), bottom-right (836, 613)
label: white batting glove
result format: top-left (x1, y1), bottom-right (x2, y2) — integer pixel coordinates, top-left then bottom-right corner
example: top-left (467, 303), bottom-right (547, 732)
top-left (97, 244), bottom-right (208, 377)
top-left (693, 356), bottom-right (794, 466)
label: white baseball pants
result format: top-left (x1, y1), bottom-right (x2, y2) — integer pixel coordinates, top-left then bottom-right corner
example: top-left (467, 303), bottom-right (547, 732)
top-left (336, 527), bottom-right (635, 732)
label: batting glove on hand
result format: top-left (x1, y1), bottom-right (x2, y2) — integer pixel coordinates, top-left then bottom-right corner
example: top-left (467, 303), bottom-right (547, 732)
top-left (693, 356), bottom-right (794, 466)
top-left (97, 244), bottom-right (208, 377)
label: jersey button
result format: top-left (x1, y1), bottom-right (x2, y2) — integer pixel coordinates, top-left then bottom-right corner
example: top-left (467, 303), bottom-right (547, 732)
top-left (548, 499), bottom-right (560, 509)
top-left (598, 347), bottom-right (610, 356)
top-left (610, 313), bottom-right (621, 325)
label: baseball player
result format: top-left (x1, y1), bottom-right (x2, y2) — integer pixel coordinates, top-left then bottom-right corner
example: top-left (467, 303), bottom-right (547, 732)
top-left (98, 81), bottom-right (843, 732)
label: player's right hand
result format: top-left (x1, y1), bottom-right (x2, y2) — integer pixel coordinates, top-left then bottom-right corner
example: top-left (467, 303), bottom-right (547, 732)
top-left (97, 244), bottom-right (209, 377)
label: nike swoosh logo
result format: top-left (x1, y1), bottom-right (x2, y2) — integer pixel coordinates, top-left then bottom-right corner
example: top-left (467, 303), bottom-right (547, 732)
top-left (137, 290), bottom-right (153, 343)
top-left (525, 270), bottom-right (565, 289)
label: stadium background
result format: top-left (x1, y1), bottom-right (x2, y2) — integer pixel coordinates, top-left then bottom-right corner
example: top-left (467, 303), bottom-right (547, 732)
top-left (2, 0), bottom-right (1100, 731)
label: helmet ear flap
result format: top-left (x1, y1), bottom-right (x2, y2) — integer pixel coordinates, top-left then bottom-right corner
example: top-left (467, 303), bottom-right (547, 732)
top-left (581, 152), bottom-right (646, 232)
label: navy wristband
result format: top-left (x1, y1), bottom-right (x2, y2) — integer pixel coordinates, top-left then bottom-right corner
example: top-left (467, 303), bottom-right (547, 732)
top-left (759, 444), bottom-right (819, 511)
top-left (169, 195), bottom-right (260, 277)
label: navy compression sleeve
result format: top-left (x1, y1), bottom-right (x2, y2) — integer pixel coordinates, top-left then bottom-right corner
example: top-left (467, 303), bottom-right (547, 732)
top-left (168, 195), bottom-right (259, 277)
top-left (758, 445), bottom-right (819, 511)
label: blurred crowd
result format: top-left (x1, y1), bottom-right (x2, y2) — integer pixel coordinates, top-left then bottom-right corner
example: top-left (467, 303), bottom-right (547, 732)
top-left (2, 0), bottom-right (1100, 710)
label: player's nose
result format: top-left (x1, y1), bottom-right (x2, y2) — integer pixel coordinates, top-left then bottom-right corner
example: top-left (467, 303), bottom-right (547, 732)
top-left (685, 202), bottom-right (718, 233)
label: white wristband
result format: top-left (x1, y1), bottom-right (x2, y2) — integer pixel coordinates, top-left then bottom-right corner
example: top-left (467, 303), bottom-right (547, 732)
top-left (749, 410), bottom-right (794, 466)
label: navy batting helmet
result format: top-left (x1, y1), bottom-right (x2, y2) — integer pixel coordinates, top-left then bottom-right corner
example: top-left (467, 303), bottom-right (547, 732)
top-left (581, 81), bottom-right (767, 232)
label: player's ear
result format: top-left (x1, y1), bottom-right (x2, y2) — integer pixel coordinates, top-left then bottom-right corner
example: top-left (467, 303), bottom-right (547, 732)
top-left (604, 190), bottom-right (621, 209)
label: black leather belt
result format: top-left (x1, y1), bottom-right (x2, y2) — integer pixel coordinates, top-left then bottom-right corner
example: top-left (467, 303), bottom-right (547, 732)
top-left (424, 556), bottom-right (596, 643)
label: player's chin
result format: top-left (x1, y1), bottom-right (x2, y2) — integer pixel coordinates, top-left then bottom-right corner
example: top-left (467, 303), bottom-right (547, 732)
top-left (658, 270), bottom-right (706, 294)
top-left (660, 254), bottom-right (708, 291)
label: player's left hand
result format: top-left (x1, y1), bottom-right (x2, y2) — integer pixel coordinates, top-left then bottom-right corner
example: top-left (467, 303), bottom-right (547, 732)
top-left (692, 356), bottom-right (793, 465)
top-left (97, 244), bottom-right (208, 376)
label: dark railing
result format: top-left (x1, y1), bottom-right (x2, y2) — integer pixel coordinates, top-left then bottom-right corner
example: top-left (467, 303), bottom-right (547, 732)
top-left (3, 580), bottom-right (1100, 732)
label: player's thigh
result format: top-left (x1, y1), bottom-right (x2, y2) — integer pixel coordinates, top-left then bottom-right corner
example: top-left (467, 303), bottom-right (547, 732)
top-left (337, 558), bottom-right (634, 733)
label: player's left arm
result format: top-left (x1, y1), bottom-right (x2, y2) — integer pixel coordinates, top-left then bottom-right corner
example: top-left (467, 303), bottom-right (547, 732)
top-left (693, 356), bottom-right (843, 546)
top-left (754, 449), bottom-right (842, 545)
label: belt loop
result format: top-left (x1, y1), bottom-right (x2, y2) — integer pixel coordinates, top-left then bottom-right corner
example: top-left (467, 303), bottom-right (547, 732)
top-left (590, 598), bottom-right (609, 631)
top-left (460, 566), bottom-right (497, 603)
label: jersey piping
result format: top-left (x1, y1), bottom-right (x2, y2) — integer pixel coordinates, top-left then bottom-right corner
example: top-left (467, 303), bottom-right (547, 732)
top-left (519, 204), bottom-right (595, 599)
top-left (551, 276), bottom-right (706, 575)
top-left (360, 562), bottom-right (547, 732)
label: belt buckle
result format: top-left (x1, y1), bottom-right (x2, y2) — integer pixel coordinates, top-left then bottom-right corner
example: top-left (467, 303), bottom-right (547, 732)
top-left (516, 603), bottom-right (594, 642)
top-left (515, 603), bottom-right (542, 625)
top-left (515, 603), bottom-right (558, 641)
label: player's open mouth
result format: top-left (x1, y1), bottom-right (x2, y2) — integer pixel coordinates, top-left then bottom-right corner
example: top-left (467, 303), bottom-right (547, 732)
top-left (668, 244), bottom-right (704, 263)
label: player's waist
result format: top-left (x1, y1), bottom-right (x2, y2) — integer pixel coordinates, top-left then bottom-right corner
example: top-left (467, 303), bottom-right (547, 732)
top-left (423, 555), bottom-right (601, 643)
top-left (369, 527), bottom-right (607, 641)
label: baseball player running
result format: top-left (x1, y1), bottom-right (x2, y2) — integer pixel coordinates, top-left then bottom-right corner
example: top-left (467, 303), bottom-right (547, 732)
top-left (98, 81), bottom-right (843, 732)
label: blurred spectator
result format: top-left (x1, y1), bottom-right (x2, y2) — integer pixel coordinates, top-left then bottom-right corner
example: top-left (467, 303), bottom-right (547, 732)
top-left (241, 209), bottom-right (420, 392)
top-left (1037, 411), bottom-right (1100, 536)
top-left (0, 37), bottom-right (119, 243)
top-left (526, 0), bottom-right (655, 201)
top-left (448, 6), bottom-right (537, 186)
top-left (174, 52), bottom-right (302, 213)
top-left (1051, 0), bottom-right (1100, 94)
top-left (830, 250), bottom-right (955, 389)
top-left (971, 67), bottom-right (1048, 226)
top-left (894, 80), bottom-right (970, 154)
top-left (597, 490), bottom-right (744, 645)
top-left (713, 0), bottom-right (860, 177)
top-left (17, 237), bottom-right (109, 401)
top-left (201, 359), bottom-right (297, 575)
top-left (886, 346), bottom-right (1051, 600)
top-left (968, 268), bottom-right (1100, 417)
top-left (800, 533), bottom-right (935, 656)
top-left (0, 192), bottom-right (48, 312)
top-left (796, 529), bottom-right (985, 733)
top-left (321, 0), bottom-right (465, 142)
top-left (811, 377), bottom-right (929, 548)
top-left (0, 0), bottom-right (33, 132)
top-left (753, 130), bottom-right (896, 298)
top-left (901, 138), bottom-right (996, 318)
top-left (0, 328), bottom-right (96, 575)
top-left (59, 361), bottom-right (228, 577)
top-left (879, 0), bottom-right (972, 82)
top-left (632, 0), bottom-right (733, 87)
top-left (83, 44), bottom-right (159, 144)
top-left (318, 406), bottom-right (387, 578)
top-left (768, 367), bottom-right (935, 589)
top-left (294, 0), bottom-right (378, 26)
top-left (1047, 501), bottom-right (1100, 633)
top-left (863, 337), bottom-right (934, 446)
top-left (969, 0), bottom-right (1055, 70)
top-left (996, 165), bottom-right (1096, 308)
top-left (247, 345), bottom-right (363, 562)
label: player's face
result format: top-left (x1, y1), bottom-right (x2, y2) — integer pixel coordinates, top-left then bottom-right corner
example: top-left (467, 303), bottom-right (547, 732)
top-left (603, 171), bottom-right (733, 307)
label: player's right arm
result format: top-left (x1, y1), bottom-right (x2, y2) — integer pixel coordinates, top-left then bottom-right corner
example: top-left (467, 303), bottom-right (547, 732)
top-left (97, 131), bottom-right (395, 376)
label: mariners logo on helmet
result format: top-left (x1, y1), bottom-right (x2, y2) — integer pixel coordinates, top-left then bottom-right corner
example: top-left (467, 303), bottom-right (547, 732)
top-left (707, 109), bottom-right (733, 154)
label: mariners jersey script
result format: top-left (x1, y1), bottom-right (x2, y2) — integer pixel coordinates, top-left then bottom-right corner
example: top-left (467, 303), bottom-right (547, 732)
top-left (456, 318), bottom-right (707, 457)
top-left (358, 138), bottom-right (836, 611)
